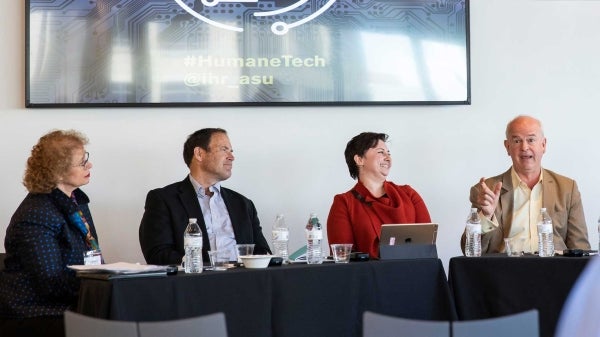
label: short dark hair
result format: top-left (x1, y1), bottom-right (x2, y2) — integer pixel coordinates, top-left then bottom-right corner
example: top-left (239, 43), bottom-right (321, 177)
top-left (183, 128), bottom-right (227, 167)
top-left (344, 132), bottom-right (389, 179)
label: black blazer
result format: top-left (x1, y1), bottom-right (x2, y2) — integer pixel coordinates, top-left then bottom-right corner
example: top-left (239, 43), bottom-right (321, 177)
top-left (139, 177), bottom-right (271, 265)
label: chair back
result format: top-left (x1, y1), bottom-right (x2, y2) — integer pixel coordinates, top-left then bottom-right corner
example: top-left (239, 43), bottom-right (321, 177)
top-left (452, 309), bottom-right (539, 337)
top-left (0, 252), bottom-right (5, 271)
top-left (64, 310), bottom-right (138, 337)
top-left (363, 311), bottom-right (450, 337)
top-left (138, 312), bottom-right (228, 337)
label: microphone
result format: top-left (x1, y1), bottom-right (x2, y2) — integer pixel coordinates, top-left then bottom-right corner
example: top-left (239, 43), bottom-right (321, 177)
top-left (351, 190), bottom-right (372, 206)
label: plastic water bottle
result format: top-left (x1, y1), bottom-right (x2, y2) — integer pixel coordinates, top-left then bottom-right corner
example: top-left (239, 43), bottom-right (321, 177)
top-left (305, 213), bottom-right (323, 264)
top-left (272, 214), bottom-right (290, 263)
top-left (465, 208), bottom-right (482, 257)
top-left (184, 218), bottom-right (203, 273)
top-left (537, 208), bottom-right (554, 257)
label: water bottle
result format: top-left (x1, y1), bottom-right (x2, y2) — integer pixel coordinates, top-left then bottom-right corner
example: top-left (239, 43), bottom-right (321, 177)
top-left (465, 208), bottom-right (482, 257)
top-left (305, 213), bottom-right (323, 264)
top-left (184, 218), bottom-right (203, 273)
top-left (537, 208), bottom-right (554, 257)
top-left (272, 214), bottom-right (290, 263)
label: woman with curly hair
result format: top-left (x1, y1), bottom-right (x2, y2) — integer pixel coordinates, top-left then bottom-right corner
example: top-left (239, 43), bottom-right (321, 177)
top-left (0, 130), bottom-right (100, 337)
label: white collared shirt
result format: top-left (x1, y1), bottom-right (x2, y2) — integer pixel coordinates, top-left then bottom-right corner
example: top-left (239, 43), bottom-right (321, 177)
top-left (189, 175), bottom-right (237, 260)
top-left (509, 167), bottom-right (543, 253)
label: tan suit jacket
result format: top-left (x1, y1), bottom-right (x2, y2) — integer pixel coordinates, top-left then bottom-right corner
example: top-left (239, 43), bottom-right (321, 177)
top-left (464, 168), bottom-right (590, 253)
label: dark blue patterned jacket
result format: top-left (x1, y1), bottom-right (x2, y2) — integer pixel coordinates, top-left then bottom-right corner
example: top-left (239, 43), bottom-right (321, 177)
top-left (0, 188), bottom-right (98, 318)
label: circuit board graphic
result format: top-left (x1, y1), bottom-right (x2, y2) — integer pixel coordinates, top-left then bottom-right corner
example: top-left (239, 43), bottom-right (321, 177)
top-left (26, 0), bottom-right (469, 106)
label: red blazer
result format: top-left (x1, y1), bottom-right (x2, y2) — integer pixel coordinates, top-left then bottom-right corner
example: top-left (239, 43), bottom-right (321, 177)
top-left (327, 181), bottom-right (431, 258)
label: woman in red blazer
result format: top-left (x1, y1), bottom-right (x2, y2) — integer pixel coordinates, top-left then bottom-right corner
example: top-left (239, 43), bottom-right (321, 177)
top-left (327, 132), bottom-right (431, 258)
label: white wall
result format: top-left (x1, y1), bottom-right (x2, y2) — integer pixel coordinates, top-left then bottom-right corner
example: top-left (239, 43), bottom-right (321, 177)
top-left (2, 0), bottom-right (600, 273)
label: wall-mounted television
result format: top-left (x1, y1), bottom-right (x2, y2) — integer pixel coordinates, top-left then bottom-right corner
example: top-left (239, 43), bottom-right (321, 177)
top-left (25, 0), bottom-right (470, 107)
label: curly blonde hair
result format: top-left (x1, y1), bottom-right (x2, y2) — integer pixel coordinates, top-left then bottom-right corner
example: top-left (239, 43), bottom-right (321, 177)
top-left (23, 130), bottom-right (89, 194)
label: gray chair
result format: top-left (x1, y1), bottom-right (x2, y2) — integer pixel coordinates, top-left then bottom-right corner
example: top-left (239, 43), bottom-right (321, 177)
top-left (452, 309), bottom-right (539, 337)
top-left (138, 312), bottom-right (228, 337)
top-left (64, 310), bottom-right (138, 337)
top-left (363, 311), bottom-right (450, 337)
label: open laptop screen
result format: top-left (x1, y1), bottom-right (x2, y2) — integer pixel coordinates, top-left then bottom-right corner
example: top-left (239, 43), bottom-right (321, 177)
top-left (380, 223), bottom-right (438, 246)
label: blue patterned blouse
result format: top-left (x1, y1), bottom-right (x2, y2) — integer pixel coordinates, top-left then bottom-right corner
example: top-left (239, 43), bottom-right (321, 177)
top-left (0, 188), bottom-right (99, 318)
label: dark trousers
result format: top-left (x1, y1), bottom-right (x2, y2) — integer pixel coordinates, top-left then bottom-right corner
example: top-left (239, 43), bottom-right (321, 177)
top-left (0, 316), bottom-right (65, 337)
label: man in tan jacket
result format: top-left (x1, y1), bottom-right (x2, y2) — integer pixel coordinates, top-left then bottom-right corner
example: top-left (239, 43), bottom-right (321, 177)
top-left (464, 115), bottom-right (590, 254)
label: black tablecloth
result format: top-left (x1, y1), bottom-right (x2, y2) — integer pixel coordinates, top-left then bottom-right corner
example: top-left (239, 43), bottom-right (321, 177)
top-left (448, 255), bottom-right (590, 337)
top-left (78, 259), bottom-right (456, 337)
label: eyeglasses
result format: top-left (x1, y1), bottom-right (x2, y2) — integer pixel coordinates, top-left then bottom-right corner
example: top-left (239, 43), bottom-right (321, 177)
top-left (73, 152), bottom-right (90, 167)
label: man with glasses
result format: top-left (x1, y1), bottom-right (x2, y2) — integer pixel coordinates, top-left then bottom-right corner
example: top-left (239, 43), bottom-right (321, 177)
top-left (139, 128), bottom-right (271, 265)
top-left (464, 115), bottom-right (590, 254)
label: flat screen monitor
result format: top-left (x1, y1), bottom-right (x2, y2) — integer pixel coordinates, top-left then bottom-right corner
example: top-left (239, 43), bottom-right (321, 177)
top-left (25, 0), bottom-right (470, 107)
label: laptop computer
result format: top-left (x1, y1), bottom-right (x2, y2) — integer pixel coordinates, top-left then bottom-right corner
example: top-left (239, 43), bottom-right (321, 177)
top-left (379, 223), bottom-right (439, 259)
top-left (380, 223), bottom-right (438, 246)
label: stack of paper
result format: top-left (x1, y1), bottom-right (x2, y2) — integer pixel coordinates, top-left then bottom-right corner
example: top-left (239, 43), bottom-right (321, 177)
top-left (69, 262), bottom-right (169, 279)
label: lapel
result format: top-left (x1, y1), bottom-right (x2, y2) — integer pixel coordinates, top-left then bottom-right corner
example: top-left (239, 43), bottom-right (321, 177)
top-left (499, 168), bottom-right (514, 236)
top-left (542, 169), bottom-right (556, 212)
top-left (176, 177), bottom-right (205, 229)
